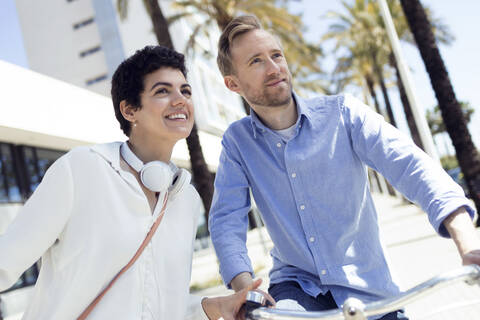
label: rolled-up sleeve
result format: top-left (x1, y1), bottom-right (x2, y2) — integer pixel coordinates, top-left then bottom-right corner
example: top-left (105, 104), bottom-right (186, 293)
top-left (208, 136), bottom-right (253, 287)
top-left (0, 156), bottom-right (74, 290)
top-left (342, 94), bottom-right (475, 237)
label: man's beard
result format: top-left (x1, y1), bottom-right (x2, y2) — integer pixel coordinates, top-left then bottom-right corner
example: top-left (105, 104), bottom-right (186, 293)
top-left (246, 80), bottom-right (292, 108)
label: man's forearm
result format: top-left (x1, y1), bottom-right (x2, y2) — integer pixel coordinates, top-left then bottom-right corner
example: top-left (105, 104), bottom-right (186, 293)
top-left (230, 271), bottom-right (253, 292)
top-left (444, 207), bottom-right (480, 258)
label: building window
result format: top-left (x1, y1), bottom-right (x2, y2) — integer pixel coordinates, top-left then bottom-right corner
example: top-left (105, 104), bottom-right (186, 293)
top-left (23, 147), bottom-right (63, 194)
top-left (85, 74), bottom-right (108, 86)
top-left (79, 45), bottom-right (101, 58)
top-left (73, 17), bottom-right (94, 30)
top-left (0, 143), bottom-right (64, 203)
top-left (0, 144), bottom-right (22, 203)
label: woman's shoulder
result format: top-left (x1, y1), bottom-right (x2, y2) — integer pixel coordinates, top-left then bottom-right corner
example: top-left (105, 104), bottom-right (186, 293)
top-left (53, 142), bottom-right (122, 178)
top-left (184, 184), bottom-right (202, 205)
top-left (65, 142), bottom-right (121, 163)
top-left (177, 183), bottom-right (203, 215)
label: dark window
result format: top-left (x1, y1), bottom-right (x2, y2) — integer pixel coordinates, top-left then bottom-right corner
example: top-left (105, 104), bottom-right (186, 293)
top-left (73, 17), bottom-right (94, 30)
top-left (79, 45), bottom-right (101, 58)
top-left (0, 143), bottom-right (65, 293)
top-left (23, 147), bottom-right (64, 195)
top-left (0, 143), bottom-right (64, 202)
top-left (0, 143), bottom-right (22, 203)
top-left (85, 74), bottom-right (108, 86)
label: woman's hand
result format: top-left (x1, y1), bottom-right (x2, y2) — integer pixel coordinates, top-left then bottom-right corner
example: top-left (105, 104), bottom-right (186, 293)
top-left (202, 278), bottom-right (263, 320)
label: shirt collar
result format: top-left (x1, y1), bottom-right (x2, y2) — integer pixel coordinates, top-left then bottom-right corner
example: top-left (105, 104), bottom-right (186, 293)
top-left (89, 141), bottom-right (179, 173)
top-left (249, 91), bottom-right (314, 138)
top-left (89, 141), bottom-right (123, 171)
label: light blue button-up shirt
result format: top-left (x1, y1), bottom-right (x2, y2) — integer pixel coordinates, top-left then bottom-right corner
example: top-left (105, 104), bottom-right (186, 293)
top-left (209, 93), bottom-right (474, 308)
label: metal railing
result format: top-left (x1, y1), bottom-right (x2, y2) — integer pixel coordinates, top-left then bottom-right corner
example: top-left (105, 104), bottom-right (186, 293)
top-left (245, 264), bottom-right (480, 320)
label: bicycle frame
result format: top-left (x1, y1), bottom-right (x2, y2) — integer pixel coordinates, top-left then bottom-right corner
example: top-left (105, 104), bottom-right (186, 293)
top-left (245, 264), bottom-right (480, 320)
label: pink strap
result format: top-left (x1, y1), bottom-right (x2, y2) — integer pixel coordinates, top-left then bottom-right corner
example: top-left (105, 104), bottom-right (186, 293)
top-left (77, 194), bottom-right (169, 320)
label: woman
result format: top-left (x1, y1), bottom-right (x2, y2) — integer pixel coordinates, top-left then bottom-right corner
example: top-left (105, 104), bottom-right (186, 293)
top-left (0, 46), bottom-right (260, 319)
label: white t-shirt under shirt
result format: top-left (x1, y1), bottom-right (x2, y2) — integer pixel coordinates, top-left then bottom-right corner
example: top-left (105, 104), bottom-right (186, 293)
top-left (274, 123), bottom-right (297, 141)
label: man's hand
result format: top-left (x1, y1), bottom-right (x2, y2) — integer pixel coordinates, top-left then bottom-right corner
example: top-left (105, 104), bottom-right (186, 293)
top-left (230, 272), bottom-right (276, 307)
top-left (444, 207), bottom-right (480, 266)
top-left (202, 278), bottom-right (263, 320)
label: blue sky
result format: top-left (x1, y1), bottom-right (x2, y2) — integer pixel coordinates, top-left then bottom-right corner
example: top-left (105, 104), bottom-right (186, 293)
top-left (0, 0), bottom-right (28, 67)
top-left (1, 0), bottom-right (479, 154)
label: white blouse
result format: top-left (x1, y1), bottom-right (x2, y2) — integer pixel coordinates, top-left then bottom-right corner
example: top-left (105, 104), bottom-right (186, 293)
top-left (0, 142), bottom-right (209, 320)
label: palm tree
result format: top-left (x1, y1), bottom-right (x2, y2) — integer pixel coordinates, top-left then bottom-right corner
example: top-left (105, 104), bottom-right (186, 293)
top-left (324, 0), bottom-right (398, 126)
top-left (117, 0), bottom-right (214, 225)
top-left (400, 0), bottom-right (480, 220)
top-left (324, 0), bottom-right (454, 150)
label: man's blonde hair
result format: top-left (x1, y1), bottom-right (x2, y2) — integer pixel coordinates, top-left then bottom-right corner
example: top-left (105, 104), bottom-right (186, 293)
top-left (217, 15), bottom-right (263, 76)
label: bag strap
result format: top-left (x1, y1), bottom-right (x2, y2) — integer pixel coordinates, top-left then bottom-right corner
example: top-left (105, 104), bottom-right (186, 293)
top-left (77, 193), bottom-right (169, 320)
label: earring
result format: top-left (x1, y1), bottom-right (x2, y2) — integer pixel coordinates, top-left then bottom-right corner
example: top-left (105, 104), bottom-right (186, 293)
top-left (133, 121), bottom-right (137, 128)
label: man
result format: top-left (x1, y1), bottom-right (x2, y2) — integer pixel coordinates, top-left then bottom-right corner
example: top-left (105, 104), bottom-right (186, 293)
top-left (208, 15), bottom-right (480, 319)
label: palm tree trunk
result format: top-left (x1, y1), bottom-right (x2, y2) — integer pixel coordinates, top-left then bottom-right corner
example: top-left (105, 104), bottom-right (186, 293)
top-left (365, 74), bottom-right (382, 114)
top-left (401, 0), bottom-right (480, 222)
top-left (145, 0), bottom-right (173, 48)
top-left (372, 54), bottom-right (397, 127)
top-left (211, 2), bottom-right (232, 30)
top-left (389, 52), bottom-right (425, 150)
top-left (378, 74), bottom-right (397, 127)
top-left (145, 0), bottom-right (214, 225)
top-left (368, 168), bottom-right (384, 194)
top-left (186, 124), bottom-right (214, 215)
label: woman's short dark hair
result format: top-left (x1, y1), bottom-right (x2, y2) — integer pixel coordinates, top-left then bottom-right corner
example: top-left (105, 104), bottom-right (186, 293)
top-left (111, 45), bottom-right (187, 136)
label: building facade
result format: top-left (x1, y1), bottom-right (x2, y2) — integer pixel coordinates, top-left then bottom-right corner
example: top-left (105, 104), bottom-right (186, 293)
top-left (14, 0), bottom-right (245, 135)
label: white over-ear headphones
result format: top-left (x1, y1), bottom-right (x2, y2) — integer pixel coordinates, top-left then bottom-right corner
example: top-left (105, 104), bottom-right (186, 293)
top-left (120, 142), bottom-right (191, 197)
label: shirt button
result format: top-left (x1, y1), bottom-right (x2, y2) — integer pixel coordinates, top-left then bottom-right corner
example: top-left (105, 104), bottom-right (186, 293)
top-left (276, 142), bottom-right (282, 148)
top-left (300, 205), bottom-right (305, 210)
top-left (291, 173), bottom-right (297, 178)
top-left (309, 237), bottom-right (315, 242)
top-left (321, 269), bottom-right (327, 275)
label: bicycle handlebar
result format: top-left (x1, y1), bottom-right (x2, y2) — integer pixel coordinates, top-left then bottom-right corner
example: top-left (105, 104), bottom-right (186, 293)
top-left (244, 264), bottom-right (480, 320)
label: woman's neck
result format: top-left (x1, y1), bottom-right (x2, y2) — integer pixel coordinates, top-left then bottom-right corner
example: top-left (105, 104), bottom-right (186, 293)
top-left (127, 133), bottom-right (174, 164)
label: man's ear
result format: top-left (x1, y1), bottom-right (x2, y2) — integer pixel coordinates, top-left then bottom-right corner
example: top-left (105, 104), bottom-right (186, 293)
top-left (119, 100), bottom-right (136, 124)
top-left (224, 75), bottom-right (242, 94)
